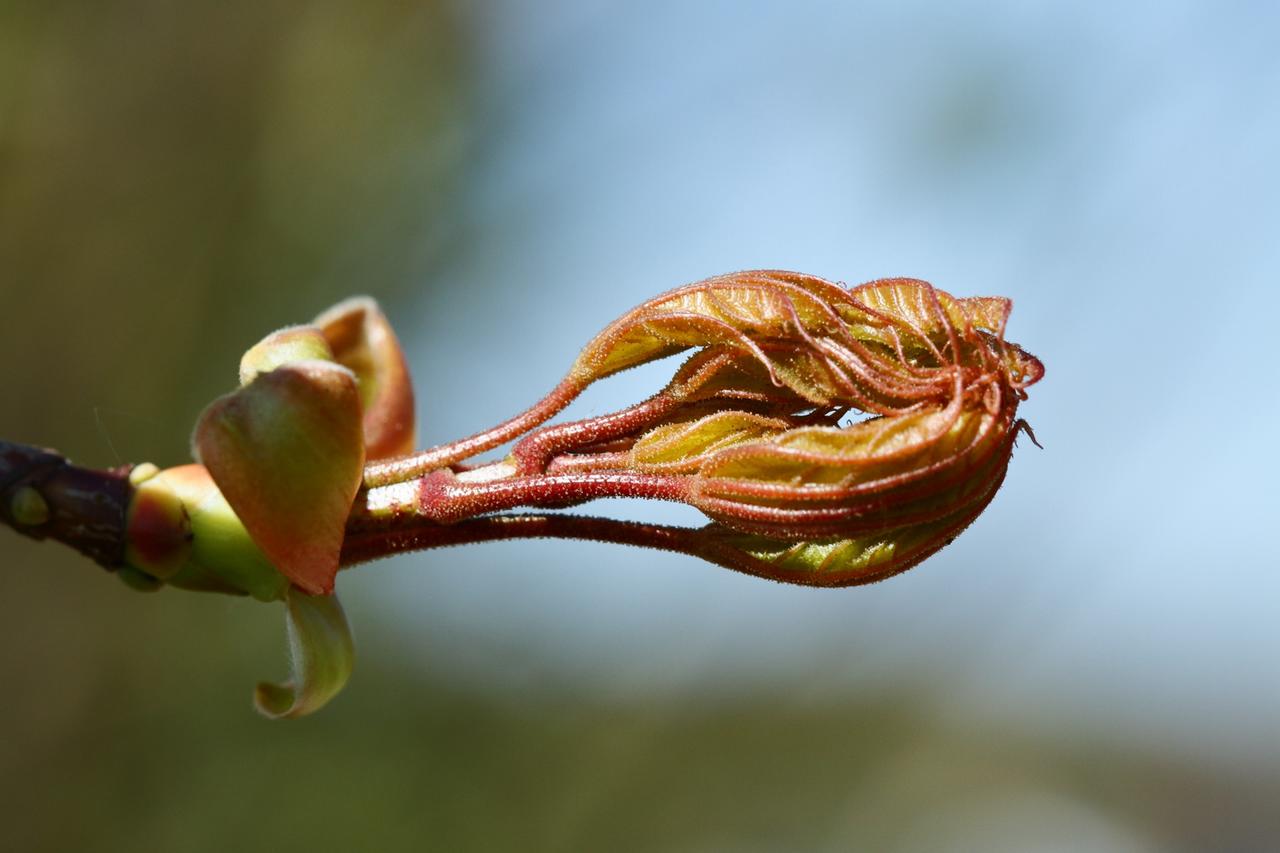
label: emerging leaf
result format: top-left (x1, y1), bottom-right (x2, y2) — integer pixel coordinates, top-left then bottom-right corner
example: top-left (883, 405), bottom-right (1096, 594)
top-left (628, 410), bottom-right (791, 473)
top-left (567, 271), bottom-right (1041, 418)
top-left (571, 272), bottom-right (856, 394)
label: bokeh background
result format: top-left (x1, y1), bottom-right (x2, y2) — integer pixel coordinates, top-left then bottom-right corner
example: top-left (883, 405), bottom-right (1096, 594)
top-left (3, 1), bottom-right (1278, 850)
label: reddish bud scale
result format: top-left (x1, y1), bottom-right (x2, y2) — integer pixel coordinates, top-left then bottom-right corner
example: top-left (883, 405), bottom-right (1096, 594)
top-left (195, 361), bottom-right (365, 595)
top-left (124, 477), bottom-right (192, 579)
top-left (316, 297), bottom-right (417, 461)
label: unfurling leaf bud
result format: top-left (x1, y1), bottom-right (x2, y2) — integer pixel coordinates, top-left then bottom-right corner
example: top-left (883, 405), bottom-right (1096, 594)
top-left (541, 272), bottom-right (1043, 583)
top-left (357, 271), bottom-right (1042, 589)
top-left (192, 297), bottom-right (413, 595)
top-left (4, 270), bottom-right (1042, 719)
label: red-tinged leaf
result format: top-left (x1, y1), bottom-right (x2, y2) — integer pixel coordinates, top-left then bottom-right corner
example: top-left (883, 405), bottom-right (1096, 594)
top-left (255, 586), bottom-right (355, 719)
top-left (697, 398), bottom-right (985, 495)
top-left (315, 297), bottom-right (416, 460)
top-left (569, 270), bottom-right (855, 383)
top-left (193, 361), bottom-right (365, 595)
top-left (664, 347), bottom-right (808, 406)
top-left (693, 423), bottom-right (1017, 540)
top-left (850, 278), bottom-right (1042, 387)
top-left (564, 271), bottom-right (1038, 417)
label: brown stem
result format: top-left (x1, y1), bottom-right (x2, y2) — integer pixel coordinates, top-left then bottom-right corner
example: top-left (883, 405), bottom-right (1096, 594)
top-left (0, 440), bottom-right (133, 570)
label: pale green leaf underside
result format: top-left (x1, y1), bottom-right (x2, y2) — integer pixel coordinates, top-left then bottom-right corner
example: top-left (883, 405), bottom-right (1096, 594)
top-left (705, 508), bottom-right (974, 583)
top-left (254, 587), bottom-right (355, 719)
top-left (629, 411), bottom-right (790, 471)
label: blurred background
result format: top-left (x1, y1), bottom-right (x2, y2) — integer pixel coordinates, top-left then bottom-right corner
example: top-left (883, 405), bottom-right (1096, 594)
top-left (2, 1), bottom-right (1278, 850)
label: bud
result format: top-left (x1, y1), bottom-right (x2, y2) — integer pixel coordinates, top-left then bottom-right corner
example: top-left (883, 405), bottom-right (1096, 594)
top-left (193, 297), bottom-right (414, 595)
top-left (8, 485), bottom-right (50, 527)
top-left (123, 464), bottom-right (288, 601)
top-left (490, 271), bottom-right (1043, 585)
top-left (123, 464), bottom-right (192, 581)
top-left (183, 298), bottom-right (411, 716)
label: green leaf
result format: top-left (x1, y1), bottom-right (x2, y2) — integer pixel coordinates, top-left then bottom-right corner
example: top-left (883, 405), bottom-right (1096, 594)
top-left (255, 586), bottom-right (355, 719)
top-left (157, 464), bottom-right (289, 601)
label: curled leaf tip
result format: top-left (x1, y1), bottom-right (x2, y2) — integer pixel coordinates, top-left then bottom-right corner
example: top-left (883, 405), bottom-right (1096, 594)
top-left (255, 586), bottom-right (355, 719)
